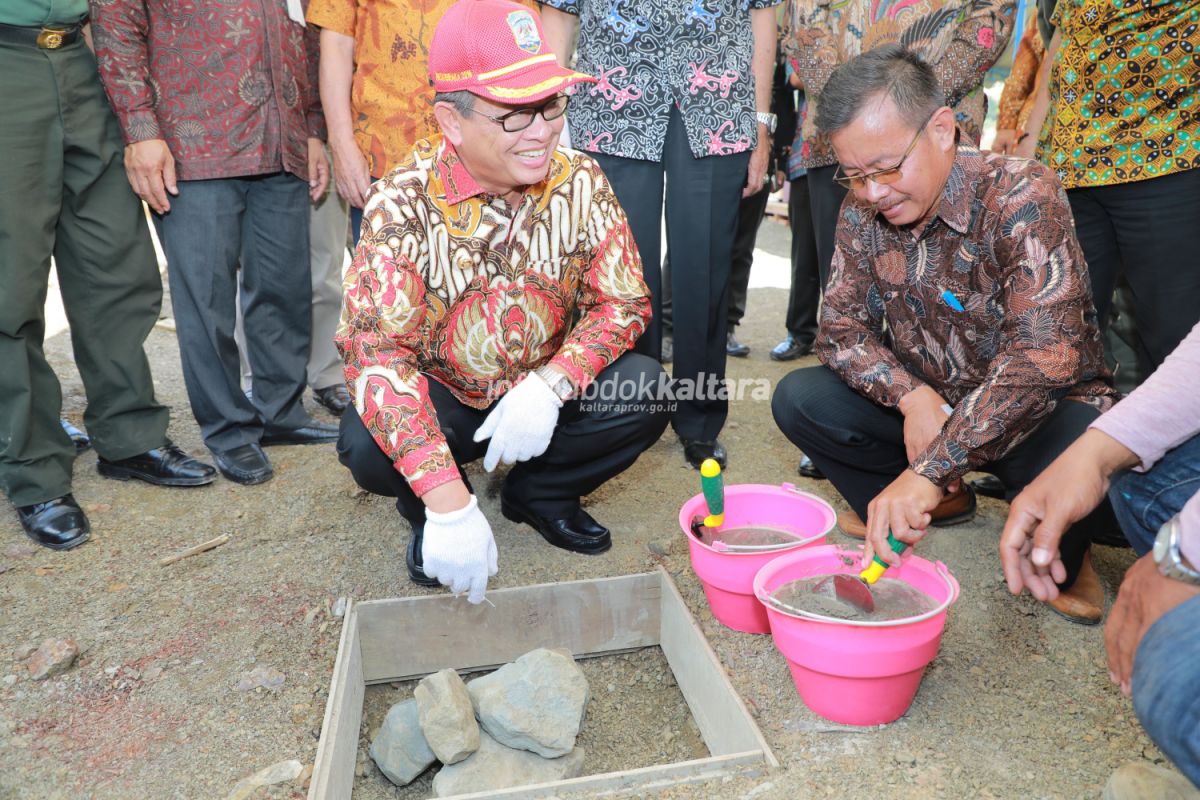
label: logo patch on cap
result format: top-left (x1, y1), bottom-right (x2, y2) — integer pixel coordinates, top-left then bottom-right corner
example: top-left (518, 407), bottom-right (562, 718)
top-left (507, 10), bottom-right (541, 54)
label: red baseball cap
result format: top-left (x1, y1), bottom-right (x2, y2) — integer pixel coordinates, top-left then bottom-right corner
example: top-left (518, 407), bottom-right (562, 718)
top-left (429, 0), bottom-right (596, 104)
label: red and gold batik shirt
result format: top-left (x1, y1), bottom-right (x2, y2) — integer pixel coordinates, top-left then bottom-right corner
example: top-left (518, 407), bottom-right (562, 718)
top-left (337, 138), bottom-right (650, 496)
top-left (817, 145), bottom-right (1117, 486)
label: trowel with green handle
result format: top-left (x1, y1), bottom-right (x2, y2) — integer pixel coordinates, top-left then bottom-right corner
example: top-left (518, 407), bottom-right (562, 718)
top-left (688, 461), bottom-right (809, 551)
top-left (833, 532), bottom-right (909, 613)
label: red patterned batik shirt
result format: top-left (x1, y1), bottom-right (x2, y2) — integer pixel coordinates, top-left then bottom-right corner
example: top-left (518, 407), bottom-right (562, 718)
top-left (817, 145), bottom-right (1117, 486)
top-left (337, 138), bottom-right (651, 496)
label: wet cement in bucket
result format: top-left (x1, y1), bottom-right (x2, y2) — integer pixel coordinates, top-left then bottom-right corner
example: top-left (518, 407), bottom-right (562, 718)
top-left (767, 575), bottom-right (939, 622)
top-left (692, 524), bottom-right (810, 550)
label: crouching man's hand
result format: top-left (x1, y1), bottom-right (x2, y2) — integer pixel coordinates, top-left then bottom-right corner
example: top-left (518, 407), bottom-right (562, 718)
top-left (473, 370), bottom-right (564, 471)
top-left (422, 495), bottom-right (498, 604)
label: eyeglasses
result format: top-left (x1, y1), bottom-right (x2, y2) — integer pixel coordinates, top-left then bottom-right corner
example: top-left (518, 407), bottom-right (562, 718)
top-left (833, 111), bottom-right (935, 190)
top-left (476, 95), bottom-right (570, 133)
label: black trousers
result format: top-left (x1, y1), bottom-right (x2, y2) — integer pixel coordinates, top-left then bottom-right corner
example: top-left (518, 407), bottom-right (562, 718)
top-left (661, 180), bottom-right (770, 333)
top-left (1068, 167), bottom-right (1200, 372)
top-left (804, 165), bottom-right (850, 289)
top-left (591, 107), bottom-right (751, 442)
top-left (337, 354), bottom-right (671, 525)
top-left (772, 366), bottom-right (1113, 585)
top-left (783, 175), bottom-right (821, 344)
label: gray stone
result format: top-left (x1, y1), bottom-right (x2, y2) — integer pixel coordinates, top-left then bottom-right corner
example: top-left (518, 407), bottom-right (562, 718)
top-left (431, 730), bottom-right (585, 798)
top-left (225, 759), bottom-right (303, 800)
top-left (368, 699), bottom-right (436, 787)
top-left (414, 668), bottom-right (478, 764)
top-left (26, 638), bottom-right (78, 681)
top-left (234, 665), bottom-right (285, 692)
top-left (467, 648), bottom-right (589, 758)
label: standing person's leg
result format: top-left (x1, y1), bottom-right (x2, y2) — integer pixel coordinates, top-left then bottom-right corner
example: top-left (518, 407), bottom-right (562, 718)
top-left (773, 174), bottom-right (820, 359)
top-left (0, 42), bottom-right (76, 511)
top-left (1066, 187), bottom-right (1121, 336)
top-left (53, 44), bottom-right (169, 461)
top-left (156, 179), bottom-right (262, 454)
top-left (663, 106), bottom-right (751, 453)
top-left (1104, 169), bottom-right (1200, 371)
top-left (589, 153), bottom-right (665, 360)
top-left (240, 172), bottom-right (320, 435)
top-left (308, 148), bottom-right (352, 413)
top-left (805, 164), bottom-right (849, 288)
top-left (771, 366), bottom-right (908, 519)
top-left (726, 185), bottom-right (771, 356)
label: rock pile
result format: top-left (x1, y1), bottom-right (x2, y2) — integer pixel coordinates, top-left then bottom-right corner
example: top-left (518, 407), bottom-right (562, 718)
top-left (368, 648), bottom-right (590, 796)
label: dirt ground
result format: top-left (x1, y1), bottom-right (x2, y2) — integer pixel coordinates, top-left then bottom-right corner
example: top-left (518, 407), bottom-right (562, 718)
top-left (0, 223), bottom-right (1163, 799)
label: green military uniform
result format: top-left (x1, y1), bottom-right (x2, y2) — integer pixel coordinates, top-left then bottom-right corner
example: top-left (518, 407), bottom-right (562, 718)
top-left (0, 1), bottom-right (169, 507)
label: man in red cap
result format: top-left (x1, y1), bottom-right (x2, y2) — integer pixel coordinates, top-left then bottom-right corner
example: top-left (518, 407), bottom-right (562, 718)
top-left (335, 0), bottom-right (670, 603)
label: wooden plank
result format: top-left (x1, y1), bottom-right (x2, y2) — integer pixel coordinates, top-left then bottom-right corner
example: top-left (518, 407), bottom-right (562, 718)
top-left (657, 569), bottom-right (780, 767)
top-left (356, 573), bottom-right (663, 683)
top-left (308, 601), bottom-right (366, 800)
top-left (438, 752), bottom-right (767, 800)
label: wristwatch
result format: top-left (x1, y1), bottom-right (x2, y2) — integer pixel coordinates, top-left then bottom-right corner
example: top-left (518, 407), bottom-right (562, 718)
top-left (535, 366), bottom-right (574, 403)
top-left (755, 111), bottom-right (777, 134)
top-left (1152, 515), bottom-right (1200, 586)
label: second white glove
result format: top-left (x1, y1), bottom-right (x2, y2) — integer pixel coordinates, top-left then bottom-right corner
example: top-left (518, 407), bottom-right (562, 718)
top-left (473, 372), bottom-right (563, 472)
top-left (422, 495), bottom-right (498, 604)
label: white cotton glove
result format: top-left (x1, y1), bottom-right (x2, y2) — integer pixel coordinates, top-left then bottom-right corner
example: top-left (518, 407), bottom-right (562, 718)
top-left (472, 372), bottom-right (563, 472)
top-left (422, 495), bottom-right (498, 604)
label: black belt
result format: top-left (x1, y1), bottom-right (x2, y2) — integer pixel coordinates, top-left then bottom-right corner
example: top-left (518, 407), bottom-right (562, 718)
top-left (0, 22), bottom-right (82, 50)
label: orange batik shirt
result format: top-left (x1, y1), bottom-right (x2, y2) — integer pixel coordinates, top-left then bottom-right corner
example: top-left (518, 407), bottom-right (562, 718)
top-left (307, 0), bottom-right (448, 176)
top-left (307, 0), bottom-right (536, 177)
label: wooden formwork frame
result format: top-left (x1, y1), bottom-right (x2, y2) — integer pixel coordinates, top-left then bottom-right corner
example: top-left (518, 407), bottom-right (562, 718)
top-left (309, 567), bottom-right (778, 799)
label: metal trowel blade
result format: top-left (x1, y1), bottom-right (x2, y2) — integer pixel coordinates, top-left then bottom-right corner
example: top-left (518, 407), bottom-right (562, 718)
top-left (833, 574), bottom-right (876, 612)
top-left (689, 515), bottom-right (714, 542)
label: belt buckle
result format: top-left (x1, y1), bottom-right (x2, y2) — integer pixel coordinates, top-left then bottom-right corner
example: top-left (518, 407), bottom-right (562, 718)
top-left (37, 27), bottom-right (67, 49)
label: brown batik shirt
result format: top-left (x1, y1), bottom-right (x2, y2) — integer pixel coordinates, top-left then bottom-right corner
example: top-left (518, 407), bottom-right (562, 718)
top-left (817, 145), bottom-right (1117, 486)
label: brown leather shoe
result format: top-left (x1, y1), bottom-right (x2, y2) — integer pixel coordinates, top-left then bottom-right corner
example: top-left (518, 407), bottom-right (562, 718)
top-left (837, 483), bottom-right (978, 539)
top-left (1048, 550), bottom-right (1104, 625)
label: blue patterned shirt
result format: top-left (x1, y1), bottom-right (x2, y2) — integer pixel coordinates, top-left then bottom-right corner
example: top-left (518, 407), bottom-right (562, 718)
top-left (538, 0), bottom-right (781, 161)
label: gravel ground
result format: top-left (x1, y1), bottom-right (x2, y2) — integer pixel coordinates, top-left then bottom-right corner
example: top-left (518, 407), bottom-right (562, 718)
top-left (0, 229), bottom-right (1166, 798)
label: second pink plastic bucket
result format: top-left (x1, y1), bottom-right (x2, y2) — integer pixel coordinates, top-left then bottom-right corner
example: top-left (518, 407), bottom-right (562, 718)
top-left (754, 544), bottom-right (960, 725)
top-left (678, 483), bottom-right (835, 634)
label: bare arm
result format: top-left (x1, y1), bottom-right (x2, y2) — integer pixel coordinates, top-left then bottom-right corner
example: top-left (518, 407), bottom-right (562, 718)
top-left (539, 5), bottom-right (579, 68)
top-left (744, 7), bottom-right (776, 197)
top-left (319, 28), bottom-right (371, 206)
top-left (1016, 28), bottom-right (1060, 160)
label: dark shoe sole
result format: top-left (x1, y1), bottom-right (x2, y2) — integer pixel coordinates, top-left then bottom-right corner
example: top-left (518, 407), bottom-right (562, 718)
top-left (97, 462), bottom-right (216, 487)
top-left (500, 498), bottom-right (612, 555)
top-left (259, 436), bottom-right (339, 447)
top-left (727, 349), bottom-right (750, 358)
top-left (1046, 602), bottom-right (1103, 625)
top-left (215, 465), bottom-right (274, 486)
top-left (405, 529), bottom-right (440, 587)
top-left (23, 528), bottom-right (90, 551)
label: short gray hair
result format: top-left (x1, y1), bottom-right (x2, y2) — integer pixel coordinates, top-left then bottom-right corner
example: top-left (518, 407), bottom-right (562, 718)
top-left (814, 45), bottom-right (944, 137)
top-left (432, 90), bottom-right (477, 115)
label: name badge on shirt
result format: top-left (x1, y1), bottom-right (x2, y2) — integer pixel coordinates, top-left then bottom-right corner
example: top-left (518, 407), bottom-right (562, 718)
top-left (286, 0), bottom-right (306, 25)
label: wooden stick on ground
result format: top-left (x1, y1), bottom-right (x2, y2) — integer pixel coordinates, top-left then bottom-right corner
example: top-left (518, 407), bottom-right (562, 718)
top-left (160, 534), bottom-right (230, 566)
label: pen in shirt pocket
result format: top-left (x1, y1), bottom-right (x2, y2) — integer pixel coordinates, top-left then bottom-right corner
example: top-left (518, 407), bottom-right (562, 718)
top-left (939, 286), bottom-right (965, 312)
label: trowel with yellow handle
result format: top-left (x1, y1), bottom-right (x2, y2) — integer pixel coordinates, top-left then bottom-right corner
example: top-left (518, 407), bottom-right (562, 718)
top-left (832, 532), bottom-right (910, 613)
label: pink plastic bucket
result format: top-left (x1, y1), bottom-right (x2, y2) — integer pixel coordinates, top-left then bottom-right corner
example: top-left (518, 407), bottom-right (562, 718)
top-left (753, 544), bottom-right (960, 725)
top-left (678, 484), bottom-right (835, 634)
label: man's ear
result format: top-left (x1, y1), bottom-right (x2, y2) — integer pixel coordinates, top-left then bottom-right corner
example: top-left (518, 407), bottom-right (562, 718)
top-left (929, 105), bottom-right (957, 152)
top-left (434, 102), bottom-right (464, 147)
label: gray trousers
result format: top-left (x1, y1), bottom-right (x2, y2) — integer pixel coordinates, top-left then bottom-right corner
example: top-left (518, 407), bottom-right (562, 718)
top-left (154, 172), bottom-right (312, 453)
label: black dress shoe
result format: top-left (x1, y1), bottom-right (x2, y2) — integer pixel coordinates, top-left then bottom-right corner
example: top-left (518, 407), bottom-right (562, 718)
top-left (726, 332), bottom-right (750, 358)
top-left (769, 336), bottom-right (813, 362)
top-left (681, 438), bottom-right (727, 470)
top-left (500, 493), bottom-right (612, 554)
top-left (405, 519), bottom-right (441, 586)
top-left (97, 441), bottom-right (216, 487)
top-left (260, 419), bottom-right (339, 446)
top-left (313, 384), bottom-right (350, 417)
top-left (797, 454), bottom-right (826, 480)
top-left (16, 494), bottom-right (90, 550)
top-left (61, 419), bottom-right (90, 455)
top-left (968, 473), bottom-right (1007, 500)
top-left (212, 443), bottom-right (273, 485)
